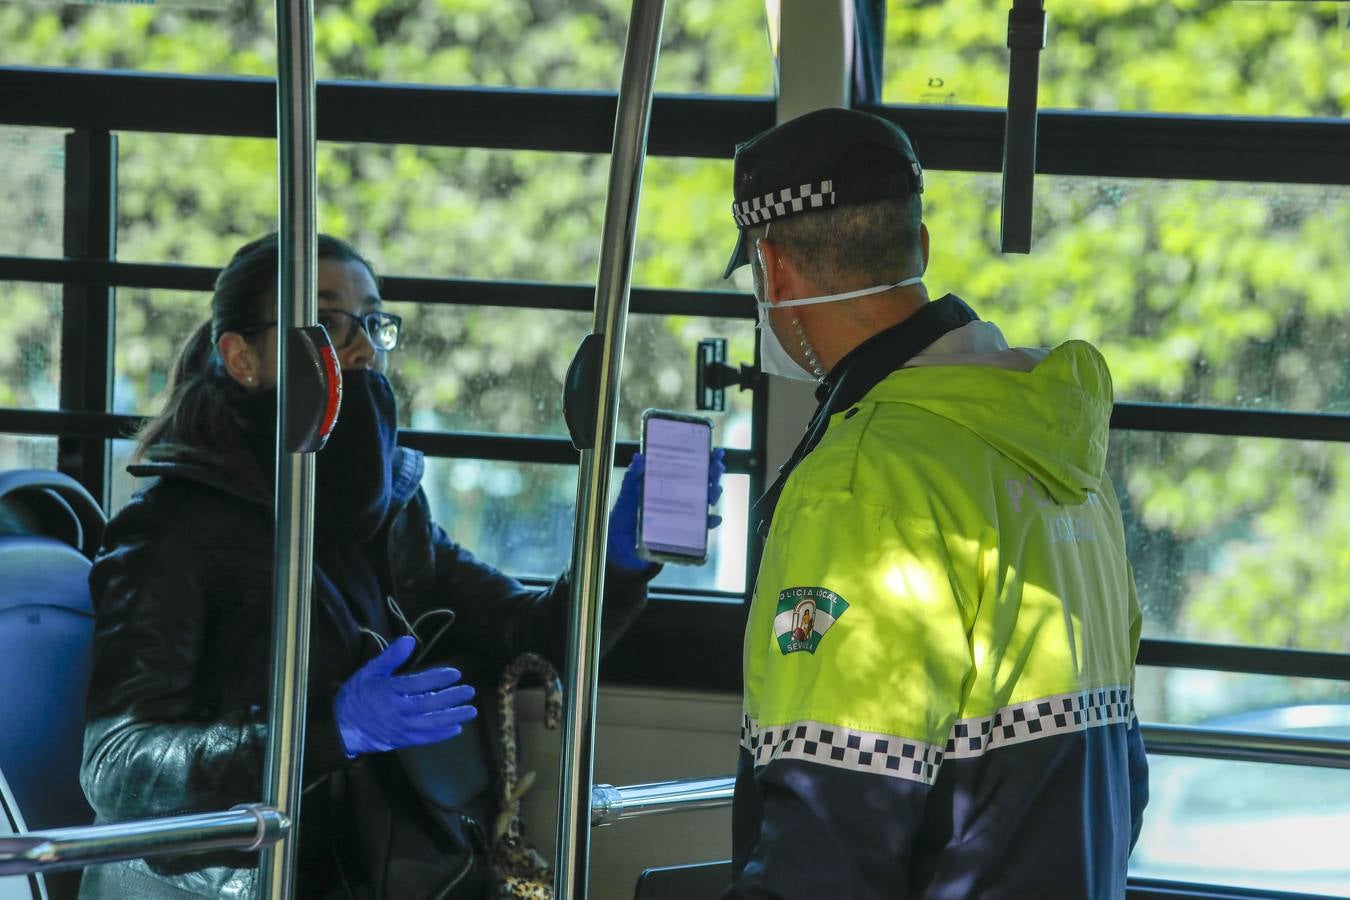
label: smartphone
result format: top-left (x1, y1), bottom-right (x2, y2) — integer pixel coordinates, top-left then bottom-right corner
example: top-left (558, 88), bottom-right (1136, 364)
top-left (637, 409), bottom-right (714, 566)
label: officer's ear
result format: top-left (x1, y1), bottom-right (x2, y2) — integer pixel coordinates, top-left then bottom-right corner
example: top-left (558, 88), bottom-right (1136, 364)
top-left (755, 237), bottom-right (785, 304)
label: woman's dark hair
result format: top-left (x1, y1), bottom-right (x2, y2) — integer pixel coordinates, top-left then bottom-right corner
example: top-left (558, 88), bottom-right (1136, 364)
top-left (133, 233), bottom-right (378, 462)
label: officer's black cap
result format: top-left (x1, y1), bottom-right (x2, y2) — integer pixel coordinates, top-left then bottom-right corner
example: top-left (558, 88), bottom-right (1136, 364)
top-left (723, 107), bottom-right (924, 279)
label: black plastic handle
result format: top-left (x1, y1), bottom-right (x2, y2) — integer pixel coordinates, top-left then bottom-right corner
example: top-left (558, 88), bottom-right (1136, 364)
top-left (284, 325), bottom-right (342, 454)
top-left (564, 332), bottom-right (605, 451)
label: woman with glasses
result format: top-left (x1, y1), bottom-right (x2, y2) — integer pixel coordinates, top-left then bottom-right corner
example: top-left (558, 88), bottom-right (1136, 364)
top-left (78, 233), bottom-right (721, 899)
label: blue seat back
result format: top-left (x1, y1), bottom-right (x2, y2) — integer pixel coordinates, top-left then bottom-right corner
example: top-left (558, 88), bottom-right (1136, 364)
top-left (0, 471), bottom-right (104, 835)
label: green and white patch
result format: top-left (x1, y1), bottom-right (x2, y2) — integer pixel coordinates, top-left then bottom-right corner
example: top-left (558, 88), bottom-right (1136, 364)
top-left (774, 587), bottom-right (849, 655)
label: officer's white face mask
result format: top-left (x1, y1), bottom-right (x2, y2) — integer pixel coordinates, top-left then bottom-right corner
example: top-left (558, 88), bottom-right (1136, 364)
top-left (754, 235), bottom-right (923, 382)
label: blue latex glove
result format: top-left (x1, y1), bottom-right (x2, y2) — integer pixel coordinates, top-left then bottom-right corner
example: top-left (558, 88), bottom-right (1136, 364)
top-left (333, 635), bottom-right (477, 757)
top-left (608, 448), bottom-right (728, 573)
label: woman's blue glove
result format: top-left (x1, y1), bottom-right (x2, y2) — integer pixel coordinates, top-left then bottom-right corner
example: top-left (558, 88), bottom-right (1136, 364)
top-left (607, 448), bottom-right (728, 573)
top-left (333, 635), bottom-right (477, 757)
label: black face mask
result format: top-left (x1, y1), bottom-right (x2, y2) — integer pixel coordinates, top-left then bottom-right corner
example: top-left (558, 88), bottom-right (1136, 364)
top-left (236, 369), bottom-right (399, 544)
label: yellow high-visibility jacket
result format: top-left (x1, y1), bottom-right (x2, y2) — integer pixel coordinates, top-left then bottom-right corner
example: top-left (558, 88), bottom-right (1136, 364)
top-left (730, 319), bottom-right (1147, 900)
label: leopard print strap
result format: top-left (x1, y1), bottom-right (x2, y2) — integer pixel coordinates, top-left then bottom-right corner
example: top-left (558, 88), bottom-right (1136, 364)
top-left (496, 653), bottom-right (563, 821)
top-left (492, 653), bottom-right (563, 897)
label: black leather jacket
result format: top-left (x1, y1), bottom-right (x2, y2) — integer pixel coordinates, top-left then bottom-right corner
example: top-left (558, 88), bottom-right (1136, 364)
top-left (79, 446), bottom-right (652, 899)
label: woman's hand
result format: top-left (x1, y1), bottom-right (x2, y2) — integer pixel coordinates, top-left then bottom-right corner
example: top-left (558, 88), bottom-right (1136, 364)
top-left (333, 635), bottom-right (477, 757)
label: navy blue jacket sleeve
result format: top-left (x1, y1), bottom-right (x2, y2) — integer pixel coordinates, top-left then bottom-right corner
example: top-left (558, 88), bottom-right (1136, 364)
top-left (414, 483), bottom-right (652, 672)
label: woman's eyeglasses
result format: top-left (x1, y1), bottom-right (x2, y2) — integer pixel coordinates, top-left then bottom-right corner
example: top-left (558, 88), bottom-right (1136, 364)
top-left (318, 309), bottom-right (402, 352)
top-left (244, 310), bottom-right (402, 352)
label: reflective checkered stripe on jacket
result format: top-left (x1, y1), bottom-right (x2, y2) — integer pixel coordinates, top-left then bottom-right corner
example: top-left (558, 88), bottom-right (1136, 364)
top-left (741, 684), bottom-right (1136, 786)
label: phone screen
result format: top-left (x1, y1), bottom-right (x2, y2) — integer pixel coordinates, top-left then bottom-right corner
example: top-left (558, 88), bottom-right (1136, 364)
top-left (640, 413), bottom-right (712, 563)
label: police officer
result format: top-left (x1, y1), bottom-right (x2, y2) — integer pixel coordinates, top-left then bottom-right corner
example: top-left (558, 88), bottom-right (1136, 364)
top-left (723, 108), bottom-right (1149, 899)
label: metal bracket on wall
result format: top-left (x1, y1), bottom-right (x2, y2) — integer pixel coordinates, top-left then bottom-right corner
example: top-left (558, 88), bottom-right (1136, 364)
top-left (695, 337), bottom-right (760, 412)
top-left (1000, 0), bottom-right (1046, 254)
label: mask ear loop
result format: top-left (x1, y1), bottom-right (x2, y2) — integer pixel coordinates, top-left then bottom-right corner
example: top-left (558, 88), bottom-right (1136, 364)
top-left (383, 594), bottom-right (459, 666)
top-left (754, 222), bottom-right (776, 333)
top-left (386, 594), bottom-right (416, 636)
top-left (759, 223), bottom-right (824, 378)
top-left (410, 608), bottom-right (457, 667)
top-left (355, 625), bottom-right (389, 652)
top-left (412, 607), bottom-right (455, 634)
top-left (756, 221), bottom-right (772, 280)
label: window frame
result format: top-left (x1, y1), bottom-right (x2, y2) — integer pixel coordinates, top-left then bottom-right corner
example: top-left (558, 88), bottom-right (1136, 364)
top-left (0, 65), bottom-right (777, 669)
top-left (2, 65), bottom-right (1350, 692)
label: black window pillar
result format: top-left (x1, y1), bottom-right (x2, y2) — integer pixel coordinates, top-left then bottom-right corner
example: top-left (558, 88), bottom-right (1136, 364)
top-left (58, 129), bottom-right (117, 510)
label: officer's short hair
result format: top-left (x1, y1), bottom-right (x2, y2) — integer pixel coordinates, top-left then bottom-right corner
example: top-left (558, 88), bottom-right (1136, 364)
top-left (750, 194), bottom-right (922, 290)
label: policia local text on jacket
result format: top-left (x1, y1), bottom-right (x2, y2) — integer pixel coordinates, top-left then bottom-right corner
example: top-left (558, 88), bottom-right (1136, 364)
top-left (79, 373), bottom-right (653, 899)
top-left (729, 298), bottom-right (1149, 899)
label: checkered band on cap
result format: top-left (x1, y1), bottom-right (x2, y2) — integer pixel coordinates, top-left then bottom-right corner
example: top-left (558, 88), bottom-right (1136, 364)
top-left (731, 180), bottom-right (835, 228)
top-left (742, 684), bottom-right (1136, 785)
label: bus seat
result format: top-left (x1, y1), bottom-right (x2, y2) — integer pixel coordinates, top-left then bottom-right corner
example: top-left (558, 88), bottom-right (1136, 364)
top-left (0, 471), bottom-right (105, 563)
top-left (0, 471), bottom-right (104, 833)
top-left (634, 860), bottom-right (732, 899)
top-left (0, 766), bottom-right (48, 900)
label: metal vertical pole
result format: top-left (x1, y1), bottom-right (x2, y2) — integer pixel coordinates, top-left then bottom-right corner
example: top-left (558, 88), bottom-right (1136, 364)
top-left (554, 1), bottom-right (665, 896)
top-left (259, 0), bottom-right (318, 896)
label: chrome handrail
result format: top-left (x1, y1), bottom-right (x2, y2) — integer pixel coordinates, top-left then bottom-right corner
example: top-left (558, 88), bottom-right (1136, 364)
top-left (554, 0), bottom-right (665, 897)
top-left (587, 727), bottom-right (1350, 827)
top-left (0, 806), bottom-right (289, 877)
top-left (11, 722), bottom-right (1337, 876)
top-left (259, 0), bottom-right (320, 897)
top-left (1139, 724), bottom-right (1350, 769)
top-left (591, 777), bottom-right (736, 828)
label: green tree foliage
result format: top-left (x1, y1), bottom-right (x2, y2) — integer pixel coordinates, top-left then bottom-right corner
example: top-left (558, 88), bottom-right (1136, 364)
top-left (1, 1), bottom-right (1347, 677)
top-left (882, 2), bottom-right (1350, 679)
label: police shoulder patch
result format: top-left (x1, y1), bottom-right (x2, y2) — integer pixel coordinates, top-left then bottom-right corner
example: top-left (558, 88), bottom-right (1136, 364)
top-left (773, 587), bottom-right (849, 655)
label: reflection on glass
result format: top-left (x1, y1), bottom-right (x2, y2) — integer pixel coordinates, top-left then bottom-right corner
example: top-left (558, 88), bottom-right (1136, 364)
top-left (0, 3), bottom-right (772, 93)
top-left (884, 1), bottom-right (1348, 118)
top-left (1133, 664), bottom-right (1350, 895)
top-left (0, 282), bottom-right (63, 410)
top-left (1109, 433), bottom-right (1349, 654)
top-left (422, 458), bottom-right (748, 592)
top-left (115, 137), bottom-right (740, 294)
top-left (114, 291), bottom-right (754, 450)
top-left (390, 305), bottom-right (585, 437)
top-left (0, 127), bottom-right (65, 257)
top-left (922, 174), bottom-right (1350, 414)
top-left (1135, 666), bottom-right (1350, 727)
top-left (393, 305), bottom-right (753, 449)
top-left (882, 1), bottom-right (1010, 108)
top-left (0, 434), bottom-right (58, 473)
top-left (109, 439), bottom-right (138, 515)
top-left (112, 151), bottom-right (1350, 415)
top-left (112, 288), bottom-right (202, 416)
top-left (0, 130), bottom-right (63, 412)
top-left (1131, 754), bottom-right (1350, 897)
